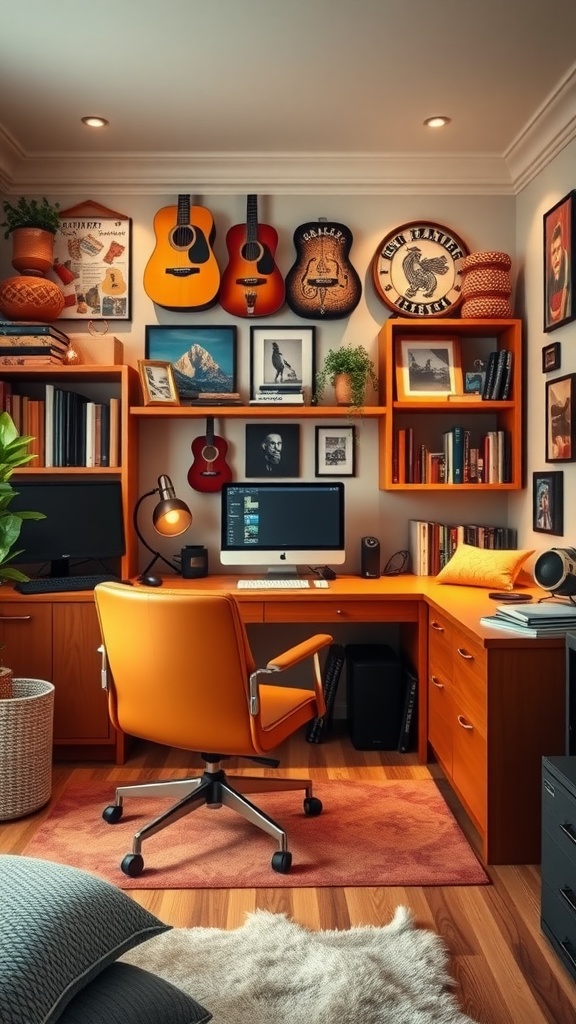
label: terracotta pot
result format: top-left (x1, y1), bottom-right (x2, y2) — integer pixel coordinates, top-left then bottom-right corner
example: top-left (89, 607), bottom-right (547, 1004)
top-left (334, 373), bottom-right (353, 405)
top-left (0, 667), bottom-right (13, 700)
top-left (11, 227), bottom-right (55, 275)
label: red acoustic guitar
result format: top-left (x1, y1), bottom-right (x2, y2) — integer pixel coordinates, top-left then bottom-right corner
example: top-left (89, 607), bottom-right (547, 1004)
top-left (143, 194), bottom-right (220, 311)
top-left (219, 195), bottom-right (285, 317)
top-left (187, 417), bottom-right (232, 493)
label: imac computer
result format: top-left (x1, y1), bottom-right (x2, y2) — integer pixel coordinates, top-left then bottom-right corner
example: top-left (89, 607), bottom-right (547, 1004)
top-left (9, 481), bottom-right (125, 577)
top-left (220, 481), bottom-right (345, 577)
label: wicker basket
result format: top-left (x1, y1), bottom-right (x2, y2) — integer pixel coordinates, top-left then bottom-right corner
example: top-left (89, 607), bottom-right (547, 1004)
top-left (0, 678), bottom-right (55, 821)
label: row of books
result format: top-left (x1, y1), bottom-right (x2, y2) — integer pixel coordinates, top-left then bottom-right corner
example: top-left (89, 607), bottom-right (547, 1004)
top-left (409, 519), bottom-right (518, 576)
top-left (0, 320), bottom-right (71, 365)
top-left (249, 383), bottom-right (304, 405)
top-left (480, 601), bottom-right (576, 637)
top-left (393, 427), bottom-right (512, 484)
top-left (0, 383), bottom-right (120, 468)
top-left (482, 349), bottom-right (513, 400)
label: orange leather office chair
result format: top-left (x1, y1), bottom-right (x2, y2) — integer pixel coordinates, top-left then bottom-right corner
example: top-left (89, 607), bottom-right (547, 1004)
top-left (94, 582), bottom-right (332, 876)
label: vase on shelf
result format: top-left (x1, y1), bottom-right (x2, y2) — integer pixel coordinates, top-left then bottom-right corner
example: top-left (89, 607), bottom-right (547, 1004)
top-left (334, 373), bottom-right (354, 405)
top-left (460, 251), bottom-right (513, 318)
top-left (0, 224), bottom-right (65, 322)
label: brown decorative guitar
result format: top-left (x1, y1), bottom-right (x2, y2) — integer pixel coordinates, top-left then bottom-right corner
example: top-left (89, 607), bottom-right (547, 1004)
top-left (219, 195), bottom-right (285, 317)
top-left (143, 194), bottom-right (220, 311)
top-left (187, 416), bottom-right (232, 493)
top-left (285, 217), bottom-right (362, 319)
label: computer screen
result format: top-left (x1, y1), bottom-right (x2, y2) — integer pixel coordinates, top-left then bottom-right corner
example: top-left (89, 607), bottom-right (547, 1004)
top-left (9, 480), bottom-right (125, 577)
top-left (220, 481), bottom-right (345, 575)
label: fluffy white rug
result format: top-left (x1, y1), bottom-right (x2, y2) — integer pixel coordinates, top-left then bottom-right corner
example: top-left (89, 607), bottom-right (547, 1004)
top-left (122, 907), bottom-right (479, 1023)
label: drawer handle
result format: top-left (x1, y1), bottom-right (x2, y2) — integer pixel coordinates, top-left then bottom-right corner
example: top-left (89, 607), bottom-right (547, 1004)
top-left (457, 648), bottom-right (474, 661)
top-left (0, 615), bottom-right (32, 622)
top-left (559, 822), bottom-right (576, 845)
top-left (559, 886), bottom-right (576, 914)
top-left (430, 675), bottom-right (444, 689)
top-left (336, 609), bottom-right (343, 616)
top-left (431, 621), bottom-right (444, 633)
top-left (457, 715), bottom-right (473, 731)
top-left (559, 938), bottom-right (576, 971)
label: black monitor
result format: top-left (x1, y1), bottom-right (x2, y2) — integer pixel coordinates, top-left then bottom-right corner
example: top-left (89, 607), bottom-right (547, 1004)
top-left (9, 481), bottom-right (125, 577)
top-left (220, 481), bottom-right (345, 576)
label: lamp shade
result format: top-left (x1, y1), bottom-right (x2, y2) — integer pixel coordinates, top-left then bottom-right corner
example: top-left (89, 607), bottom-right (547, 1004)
top-left (152, 474), bottom-right (192, 537)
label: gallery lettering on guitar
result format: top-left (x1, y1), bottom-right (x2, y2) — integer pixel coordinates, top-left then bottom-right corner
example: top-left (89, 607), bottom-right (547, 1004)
top-left (220, 195), bottom-right (285, 317)
top-left (143, 194), bottom-right (220, 311)
top-left (187, 417), bottom-right (232, 493)
top-left (285, 217), bottom-right (362, 319)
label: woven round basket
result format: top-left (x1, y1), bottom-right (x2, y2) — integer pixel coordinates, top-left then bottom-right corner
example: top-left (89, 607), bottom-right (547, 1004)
top-left (0, 678), bottom-right (55, 821)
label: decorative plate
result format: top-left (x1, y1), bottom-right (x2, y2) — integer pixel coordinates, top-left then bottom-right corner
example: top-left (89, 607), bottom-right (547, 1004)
top-left (371, 220), bottom-right (469, 317)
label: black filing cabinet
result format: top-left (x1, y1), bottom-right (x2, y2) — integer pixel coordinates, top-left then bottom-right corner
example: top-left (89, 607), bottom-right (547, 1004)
top-left (541, 756), bottom-right (576, 981)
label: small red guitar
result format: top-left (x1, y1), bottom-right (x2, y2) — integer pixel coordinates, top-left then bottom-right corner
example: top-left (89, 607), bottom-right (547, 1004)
top-left (219, 195), bottom-right (285, 317)
top-left (187, 417), bottom-right (232, 492)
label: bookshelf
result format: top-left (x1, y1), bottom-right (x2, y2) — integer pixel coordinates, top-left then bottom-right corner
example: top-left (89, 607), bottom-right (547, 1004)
top-left (378, 318), bottom-right (523, 491)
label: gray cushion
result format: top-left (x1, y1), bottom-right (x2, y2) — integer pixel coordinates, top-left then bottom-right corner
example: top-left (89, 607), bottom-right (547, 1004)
top-left (0, 855), bottom-right (170, 1024)
top-left (57, 962), bottom-right (211, 1024)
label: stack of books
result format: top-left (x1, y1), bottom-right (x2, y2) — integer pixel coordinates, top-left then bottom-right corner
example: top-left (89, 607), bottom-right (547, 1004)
top-left (0, 321), bottom-right (70, 364)
top-left (249, 383), bottom-right (304, 405)
top-left (480, 602), bottom-right (576, 637)
top-left (482, 349), bottom-right (514, 400)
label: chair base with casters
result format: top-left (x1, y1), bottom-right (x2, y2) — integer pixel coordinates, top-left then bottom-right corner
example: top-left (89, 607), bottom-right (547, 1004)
top-left (103, 754), bottom-right (323, 876)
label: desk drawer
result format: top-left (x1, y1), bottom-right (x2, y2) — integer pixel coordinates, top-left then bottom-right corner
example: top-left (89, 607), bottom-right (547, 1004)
top-left (264, 600), bottom-right (418, 624)
top-left (452, 628), bottom-right (486, 735)
top-left (541, 881), bottom-right (576, 980)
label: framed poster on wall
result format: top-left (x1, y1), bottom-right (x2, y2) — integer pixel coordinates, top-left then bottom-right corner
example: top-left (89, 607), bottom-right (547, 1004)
top-left (51, 200), bottom-right (132, 320)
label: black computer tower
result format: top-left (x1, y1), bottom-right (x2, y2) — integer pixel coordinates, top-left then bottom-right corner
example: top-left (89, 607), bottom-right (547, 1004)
top-left (346, 643), bottom-right (404, 750)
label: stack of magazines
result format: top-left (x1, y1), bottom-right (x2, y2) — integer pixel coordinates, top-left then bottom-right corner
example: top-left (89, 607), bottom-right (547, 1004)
top-left (480, 602), bottom-right (576, 637)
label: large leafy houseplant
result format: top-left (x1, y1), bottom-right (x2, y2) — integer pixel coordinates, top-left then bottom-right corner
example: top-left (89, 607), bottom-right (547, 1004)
top-left (314, 343), bottom-right (379, 412)
top-left (1, 196), bottom-right (61, 239)
top-left (0, 411), bottom-right (45, 583)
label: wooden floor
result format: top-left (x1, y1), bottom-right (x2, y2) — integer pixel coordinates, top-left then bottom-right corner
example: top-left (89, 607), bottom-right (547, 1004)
top-left (3, 726), bottom-right (576, 1024)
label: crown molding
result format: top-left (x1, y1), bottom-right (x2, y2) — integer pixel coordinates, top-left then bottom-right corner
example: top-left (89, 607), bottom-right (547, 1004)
top-left (505, 61), bottom-right (576, 192)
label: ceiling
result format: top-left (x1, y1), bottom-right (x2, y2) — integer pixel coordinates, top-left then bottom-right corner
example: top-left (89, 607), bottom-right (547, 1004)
top-left (1, 0), bottom-right (576, 195)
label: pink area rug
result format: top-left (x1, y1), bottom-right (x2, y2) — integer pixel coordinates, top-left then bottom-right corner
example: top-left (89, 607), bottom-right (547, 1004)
top-left (22, 778), bottom-right (489, 889)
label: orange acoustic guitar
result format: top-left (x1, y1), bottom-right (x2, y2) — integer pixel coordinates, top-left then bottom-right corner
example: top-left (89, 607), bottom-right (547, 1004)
top-left (187, 416), bottom-right (232, 493)
top-left (143, 194), bottom-right (220, 311)
top-left (219, 195), bottom-right (285, 317)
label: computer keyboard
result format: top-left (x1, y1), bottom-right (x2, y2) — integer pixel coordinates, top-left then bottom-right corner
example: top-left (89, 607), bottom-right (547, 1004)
top-left (236, 578), bottom-right (311, 590)
top-left (14, 574), bottom-right (121, 595)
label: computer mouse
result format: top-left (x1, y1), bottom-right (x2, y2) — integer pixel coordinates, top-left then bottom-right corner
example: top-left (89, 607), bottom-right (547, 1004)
top-left (139, 573), bottom-right (163, 587)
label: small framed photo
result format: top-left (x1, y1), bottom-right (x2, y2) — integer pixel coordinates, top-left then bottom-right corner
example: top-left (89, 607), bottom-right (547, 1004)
top-left (145, 324), bottom-right (237, 400)
top-left (544, 190), bottom-right (576, 333)
top-left (250, 325), bottom-right (315, 401)
top-left (315, 425), bottom-right (356, 476)
top-left (138, 360), bottom-right (180, 406)
top-left (546, 373), bottom-right (576, 462)
top-left (245, 423), bottom-right (300, 477)
top-left (395, 336), bottom-right (462, 400)
top-left (533, 471), bottom-right (563, 534)
top-left (542, 341), bottom-right (561, 373)
top-left (464, 371), bottom-right (486, 395)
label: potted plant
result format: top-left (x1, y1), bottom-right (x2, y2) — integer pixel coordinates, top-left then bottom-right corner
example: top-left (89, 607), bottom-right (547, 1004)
top-left (1, 196), bottom-right (61, 276)
top-left (0, 410), bottom-right (45, 698)
top-left (314, 343), bottom-right (379, 411)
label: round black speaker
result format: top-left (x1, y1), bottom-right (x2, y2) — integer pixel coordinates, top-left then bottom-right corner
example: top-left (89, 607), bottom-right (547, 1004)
top-left (533, 547), bottom-right (576, 596)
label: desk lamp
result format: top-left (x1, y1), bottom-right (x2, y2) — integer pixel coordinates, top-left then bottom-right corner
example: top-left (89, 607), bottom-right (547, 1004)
top-left (133, 474), bottom-right (192, 577)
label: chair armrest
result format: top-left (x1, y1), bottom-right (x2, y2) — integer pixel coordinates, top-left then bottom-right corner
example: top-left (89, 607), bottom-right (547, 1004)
top-left (249, 633), bottom-right (332, 716)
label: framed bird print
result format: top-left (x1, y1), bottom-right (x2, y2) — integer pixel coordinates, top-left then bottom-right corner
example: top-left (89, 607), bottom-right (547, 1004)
top-left (250, 326), bottom-right (316, 402)
top-left (371, 220), bottom-right (469, 318)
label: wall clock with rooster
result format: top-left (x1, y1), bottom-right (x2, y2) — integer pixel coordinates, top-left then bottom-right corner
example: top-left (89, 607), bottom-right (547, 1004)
top-left (371, 220), bottom-right (469, 317)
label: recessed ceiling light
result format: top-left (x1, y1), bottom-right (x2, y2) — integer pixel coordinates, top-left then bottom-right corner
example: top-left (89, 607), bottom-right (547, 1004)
top-left (81, 116), bottom-right (109, 128)
top-left (424, 116), bottom-right (451, 129)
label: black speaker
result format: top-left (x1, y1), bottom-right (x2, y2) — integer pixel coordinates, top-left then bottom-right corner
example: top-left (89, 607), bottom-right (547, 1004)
top-left (346, 644), bottom-right (404, 750)
top-left (180, 545), bottom-right (209, 579)
top-left (533, 547), bottom-right (576, 596)
top-left (360, 536), bottom-right (380, 578)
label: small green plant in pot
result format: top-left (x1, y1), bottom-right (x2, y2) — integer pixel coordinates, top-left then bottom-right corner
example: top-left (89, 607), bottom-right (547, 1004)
top-left (314, 343), bottom-right (379, 412)
top-left (1, 196), bottom-right (61, 239)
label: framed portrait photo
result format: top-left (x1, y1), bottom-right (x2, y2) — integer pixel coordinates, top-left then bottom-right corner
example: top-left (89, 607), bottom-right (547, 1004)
top-left (145, 324), bottom-right (237, 400)
top-left (543, 190), bottom-right (576, 333)
top-left (250, 325), bottom-right (315, 401)
top-left (395, 336), bottom-right (462, 401)
top-left (533, 471), bottom-right (563, 535)
top-left (315, 425), bottom-right (356, 477)
top-left (138, 359), bottom-right (180, 406)
top-left (546, 373), bottom-right (576, 462)
top-left (542, 341), bottom-right (561, 373)
top-left (245, 423), bottom-right (300, 478)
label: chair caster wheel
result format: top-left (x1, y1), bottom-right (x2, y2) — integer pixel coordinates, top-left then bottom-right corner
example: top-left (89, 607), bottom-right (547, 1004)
top-left (271, 851), bottom-right (292, 873)
top-left (102, 804), bottom-right (123, 824)
top-left (121, 853), bottom-right (144, 877)
top-left (303, 796), bottom-right (322, 816)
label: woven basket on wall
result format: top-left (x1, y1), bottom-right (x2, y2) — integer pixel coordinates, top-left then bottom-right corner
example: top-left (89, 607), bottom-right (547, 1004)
top-left (0, 678), bottom-right (55, 820)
